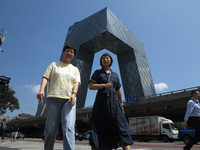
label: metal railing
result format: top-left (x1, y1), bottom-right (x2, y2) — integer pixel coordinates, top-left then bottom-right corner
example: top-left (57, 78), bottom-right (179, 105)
top-left (142, 86), bottom-right (200, 99)
top-left (77, 86), bottom-right (200, 111)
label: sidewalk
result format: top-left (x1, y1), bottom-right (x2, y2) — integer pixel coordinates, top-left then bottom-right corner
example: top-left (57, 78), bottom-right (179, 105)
top-left (0, 138), bottom-right (93, 150)
top-left (2, 138), bottom-right (199, 150)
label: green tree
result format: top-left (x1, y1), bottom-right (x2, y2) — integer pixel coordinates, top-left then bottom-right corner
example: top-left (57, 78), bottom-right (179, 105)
top-left (0, 88), bottom-right (20, 115)
top-left (175, 122), bottom-right (184, 131)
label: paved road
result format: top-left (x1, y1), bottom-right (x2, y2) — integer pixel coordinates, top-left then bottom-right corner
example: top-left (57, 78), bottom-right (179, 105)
top-left (0, 138), bottom-right (200, 150)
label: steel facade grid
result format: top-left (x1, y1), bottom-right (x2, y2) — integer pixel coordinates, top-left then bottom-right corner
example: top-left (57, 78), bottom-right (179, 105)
top-left (36, 8), bottom-right (156, 117)
top-left (62, 8), bottom-right (156, 108)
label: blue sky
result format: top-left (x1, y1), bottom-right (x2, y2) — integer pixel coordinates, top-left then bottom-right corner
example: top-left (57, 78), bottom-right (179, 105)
top-left (1, 0), bottom-right (200, 117)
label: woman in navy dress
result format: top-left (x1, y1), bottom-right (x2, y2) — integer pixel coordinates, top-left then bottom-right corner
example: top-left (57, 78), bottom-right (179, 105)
top-left (89, 53), bottom-right (133, 150)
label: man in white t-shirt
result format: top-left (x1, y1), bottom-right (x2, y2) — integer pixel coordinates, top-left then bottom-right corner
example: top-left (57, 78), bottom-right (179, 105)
top-left (37, 44), bottom-right (81, 150)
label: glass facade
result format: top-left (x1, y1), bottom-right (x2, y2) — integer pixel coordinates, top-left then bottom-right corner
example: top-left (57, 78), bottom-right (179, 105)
top-left (60, 7), bottom-right (156, 108)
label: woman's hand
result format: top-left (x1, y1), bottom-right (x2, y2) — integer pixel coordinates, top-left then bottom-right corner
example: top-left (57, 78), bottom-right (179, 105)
top-left (69, 82), bottom-right (79, 106)
top-left (37, 77), bottom-right (48, 102)
top-left (105, 81), bottom-right (113, 88)
top-left (69, 93), bottom-right (76, 106)
top-left (37, 90), bottom-right (45, 101)
top-left (89, 81), bottom-right (113, 90)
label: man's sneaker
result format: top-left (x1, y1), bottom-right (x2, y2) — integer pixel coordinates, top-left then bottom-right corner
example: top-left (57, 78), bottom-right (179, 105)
top-left (2, 140), bottom-right (4, 142)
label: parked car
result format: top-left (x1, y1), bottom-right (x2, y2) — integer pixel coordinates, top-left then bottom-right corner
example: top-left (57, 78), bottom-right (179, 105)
top-left (75, 129), bottom-right (84, 141)
top-left (84, 131), bottom-right (91, 140)
top-left (178, 128), bottom-right (199, 144)
top-left (5, 132), bottom-right (25, 139)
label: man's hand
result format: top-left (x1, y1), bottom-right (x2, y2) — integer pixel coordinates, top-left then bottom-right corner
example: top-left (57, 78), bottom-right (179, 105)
top-left (183, 120), bottom-right (187, 127)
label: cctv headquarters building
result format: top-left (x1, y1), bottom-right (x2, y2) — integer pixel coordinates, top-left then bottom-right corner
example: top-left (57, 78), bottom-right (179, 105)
top-left (36, 7), bottom-right (156, 116)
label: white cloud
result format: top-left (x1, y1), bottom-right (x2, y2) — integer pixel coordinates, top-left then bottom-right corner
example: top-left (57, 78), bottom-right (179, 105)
top-left (154, 83), bottom-right (168, 92)
top-left (24, 84), bottom-right (40, 94)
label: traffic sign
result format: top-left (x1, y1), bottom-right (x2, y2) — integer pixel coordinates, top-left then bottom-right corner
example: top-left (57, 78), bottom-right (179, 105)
top-left (126, 96), bottom-right (138, 104)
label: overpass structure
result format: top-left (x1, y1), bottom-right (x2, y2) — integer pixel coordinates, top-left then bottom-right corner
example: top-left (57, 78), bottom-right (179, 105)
top-left (7, 86), bottom-right (200, 135)
top-left (76, 86), bottom-right (200, 126)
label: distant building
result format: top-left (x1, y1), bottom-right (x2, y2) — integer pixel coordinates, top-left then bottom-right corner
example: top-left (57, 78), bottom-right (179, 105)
top-left (17, 113), bottom-right (35, 119)
top-left (61, 7), bottom-right (156, 107)
top-left (0, 116), bottom-right (12, 122)
top-left (1, 113), bottom-right (35, 122)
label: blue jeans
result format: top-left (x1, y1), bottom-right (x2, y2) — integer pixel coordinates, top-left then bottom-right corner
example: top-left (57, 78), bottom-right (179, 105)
top-left (44, 98), bottom-right (76, 150)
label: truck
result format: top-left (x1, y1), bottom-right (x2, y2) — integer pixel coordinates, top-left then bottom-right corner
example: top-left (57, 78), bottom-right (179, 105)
top-left (129, 116), bottom-right (179, 142)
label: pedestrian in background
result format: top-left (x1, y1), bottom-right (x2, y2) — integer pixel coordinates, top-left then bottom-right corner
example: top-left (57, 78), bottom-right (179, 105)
top-left (11, 122), bottom-right (19, 142)
top-left (183, 90), bottom-right (200, 150)
top-left (37, 44), bottom-right (81, 150)
top-left (0, 119), bottom-right (7, 142)
top-left (89, 53), bottom-right (133, 150)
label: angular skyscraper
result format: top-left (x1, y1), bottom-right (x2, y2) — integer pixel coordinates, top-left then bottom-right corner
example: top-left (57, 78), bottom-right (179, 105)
top-left (61, 7), bottom-right (156, 108)
top-left (36, 7), bottom-right (155, 116)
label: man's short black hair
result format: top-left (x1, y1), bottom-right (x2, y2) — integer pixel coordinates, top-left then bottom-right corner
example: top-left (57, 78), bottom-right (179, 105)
top-left (191, 90), bottom-right (199, 97)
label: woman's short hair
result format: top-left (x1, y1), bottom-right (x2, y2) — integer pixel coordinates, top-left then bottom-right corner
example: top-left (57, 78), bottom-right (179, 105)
top-left (62, 44), bottom-right (76, 55)
top-left (100, 53), bottom-right (113, 67)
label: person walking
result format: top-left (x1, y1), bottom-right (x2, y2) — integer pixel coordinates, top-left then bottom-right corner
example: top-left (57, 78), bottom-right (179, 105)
top-left (0, 119), bottom-right (7, 142)
top-left (11, 122), bottom-right (19, 142)
top-left (183, 90), bottom-right (200, 150)
top-left (89, 53), bottom-right (133, 150)
top-left (37, 44), bottom-right (81, 150)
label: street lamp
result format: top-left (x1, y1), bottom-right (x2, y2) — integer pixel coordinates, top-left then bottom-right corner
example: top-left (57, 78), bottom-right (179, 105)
top-left (0, 28), bottom-right (7, 46)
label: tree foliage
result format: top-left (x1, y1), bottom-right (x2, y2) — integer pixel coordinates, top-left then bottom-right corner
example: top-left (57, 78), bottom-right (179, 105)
top-left (0, 88), bottom-right (20, 115)
top-left (175, 122), bottom-right (184, 131)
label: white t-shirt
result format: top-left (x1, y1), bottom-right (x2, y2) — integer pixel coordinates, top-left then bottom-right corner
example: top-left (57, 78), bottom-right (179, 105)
top-left (43, 61), bottom-right (81, 99)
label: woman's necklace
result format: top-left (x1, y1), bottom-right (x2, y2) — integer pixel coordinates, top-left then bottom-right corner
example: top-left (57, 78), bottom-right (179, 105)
top-left (106, 70), bottom-right (111, 97)
top-left (107, 71), bottom-right (111, 83)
